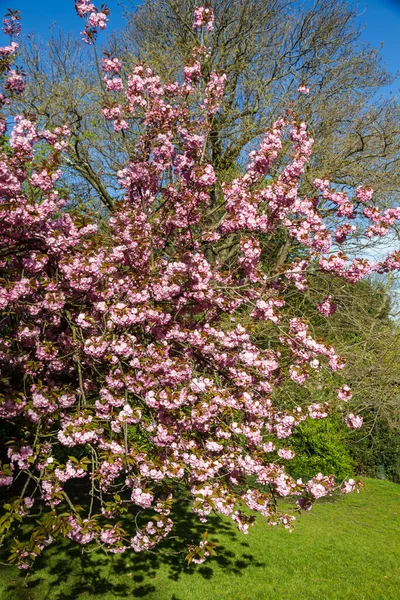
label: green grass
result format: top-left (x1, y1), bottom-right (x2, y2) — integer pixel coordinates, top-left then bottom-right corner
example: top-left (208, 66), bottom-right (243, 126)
top-left (1, 478), bottom-right (399, 600)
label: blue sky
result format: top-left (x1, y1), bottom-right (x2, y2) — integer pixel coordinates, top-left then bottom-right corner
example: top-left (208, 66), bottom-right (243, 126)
top-left (0, 0), bottom-right (399, 93)
top-left (0, 0), bottom-right (129, 38)
top-left (358, 0), bottom-right (400, 92)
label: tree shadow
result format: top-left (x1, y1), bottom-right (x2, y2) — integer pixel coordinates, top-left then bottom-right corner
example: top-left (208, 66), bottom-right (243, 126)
top-left (2, 502), bottom-right (266, 600)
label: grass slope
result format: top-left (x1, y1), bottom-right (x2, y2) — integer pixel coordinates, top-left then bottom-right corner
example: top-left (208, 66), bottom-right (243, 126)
top-left (1, 478), bottom-right (399, 600)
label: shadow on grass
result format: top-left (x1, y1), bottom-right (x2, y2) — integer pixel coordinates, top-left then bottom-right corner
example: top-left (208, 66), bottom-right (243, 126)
top-left (3, 503), bottom-right (266, 600)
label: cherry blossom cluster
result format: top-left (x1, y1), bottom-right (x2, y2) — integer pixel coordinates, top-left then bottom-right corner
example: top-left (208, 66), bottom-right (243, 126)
top-left (75, 1), bottom-right (109, 44)
top-left (298, 84), bottom-right (310, 95)
top-left (317, 295), bottom-right (337, 317)
top-left (2, 10), bottom-right (21, 37)
top-left (0, 9), bottom-right (24, 134)
top-left (193, 6), bottom-right (214, 32)
top-left (0, 6), bottom-right (398, 569)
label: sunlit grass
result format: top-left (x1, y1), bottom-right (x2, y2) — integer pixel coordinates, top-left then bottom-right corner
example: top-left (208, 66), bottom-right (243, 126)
top-left (1, 478), bottom-right (399, 600)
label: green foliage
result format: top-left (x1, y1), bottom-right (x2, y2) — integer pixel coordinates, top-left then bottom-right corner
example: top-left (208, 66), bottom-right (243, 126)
top-left (349, 419), bottom-right (400, 483)
top-left (287, 418), bottom-right (354, 481)
top-left (276, 270), bottom-right (400, 484)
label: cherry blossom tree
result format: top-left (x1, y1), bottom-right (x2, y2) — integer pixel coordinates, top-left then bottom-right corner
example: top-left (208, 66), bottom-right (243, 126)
top-left (0, 4), bottom-right (399, 569)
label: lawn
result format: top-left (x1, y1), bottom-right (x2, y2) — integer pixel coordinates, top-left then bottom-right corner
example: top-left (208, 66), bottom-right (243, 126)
top-left (1, 478), bottom-right (399, 600)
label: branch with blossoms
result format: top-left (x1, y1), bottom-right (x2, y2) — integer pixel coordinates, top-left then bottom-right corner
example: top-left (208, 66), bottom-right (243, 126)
top-left (193, 5), bottom-right (215, 33)
top-left (75, 1), bottom-right (110, 44)
top-left (0, 6), bottom-right (398, 569)
top-left (0, 9), bottom-right (25, 136)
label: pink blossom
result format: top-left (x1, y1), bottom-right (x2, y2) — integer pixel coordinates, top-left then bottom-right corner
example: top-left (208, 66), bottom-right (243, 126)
top-left (298, 84), bottom-right (309, 94)
top-left (75, 1), bottom-right (95, 17)
top-left (308, 403), bottom-right (329, 419)
top-left (356, 186), bottom-right (373, 203)
top-left (345, 413), bottom-right (363, 429)
top-left (337, 385), bottom-right (352, 402)
top-left (102, 57), bottom-right (122, 73)
top-left (0, 41), bottom-right (18, 57)
top-left (193, 7), bottom-right (214, 32)
top-left (341, 478), bottom-right (359, 494)
top-left (317, 295), bottom-right (337, 317)
top-left (89, 11), bottom-right (108, 30)
top-left (75, 1), bottom-right (109, 43)
top-left (184, 61), bottom-right (201, 82)
top-left (278, 448), bottom-right (295, 460)
top-left (2, 16), bottom-right (21, 37)
top-left (0, 474), bottom-right (13, 486)
top-left (5, 69), bottom-right (25, 93)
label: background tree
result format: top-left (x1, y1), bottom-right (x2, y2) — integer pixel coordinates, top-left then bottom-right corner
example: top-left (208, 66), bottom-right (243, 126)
top-left (118, 0), bottom-right (400, 198)
top-left (271, 270), bottom-right (400, 482)
top-left (12, 0), bottom-right (400, 225)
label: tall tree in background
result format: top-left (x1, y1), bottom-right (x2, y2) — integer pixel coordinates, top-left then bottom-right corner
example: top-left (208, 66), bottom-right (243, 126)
top-left (119, 0), bottom-right (400, 196)
top-left (14, 0), bottom-right (400, 226)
